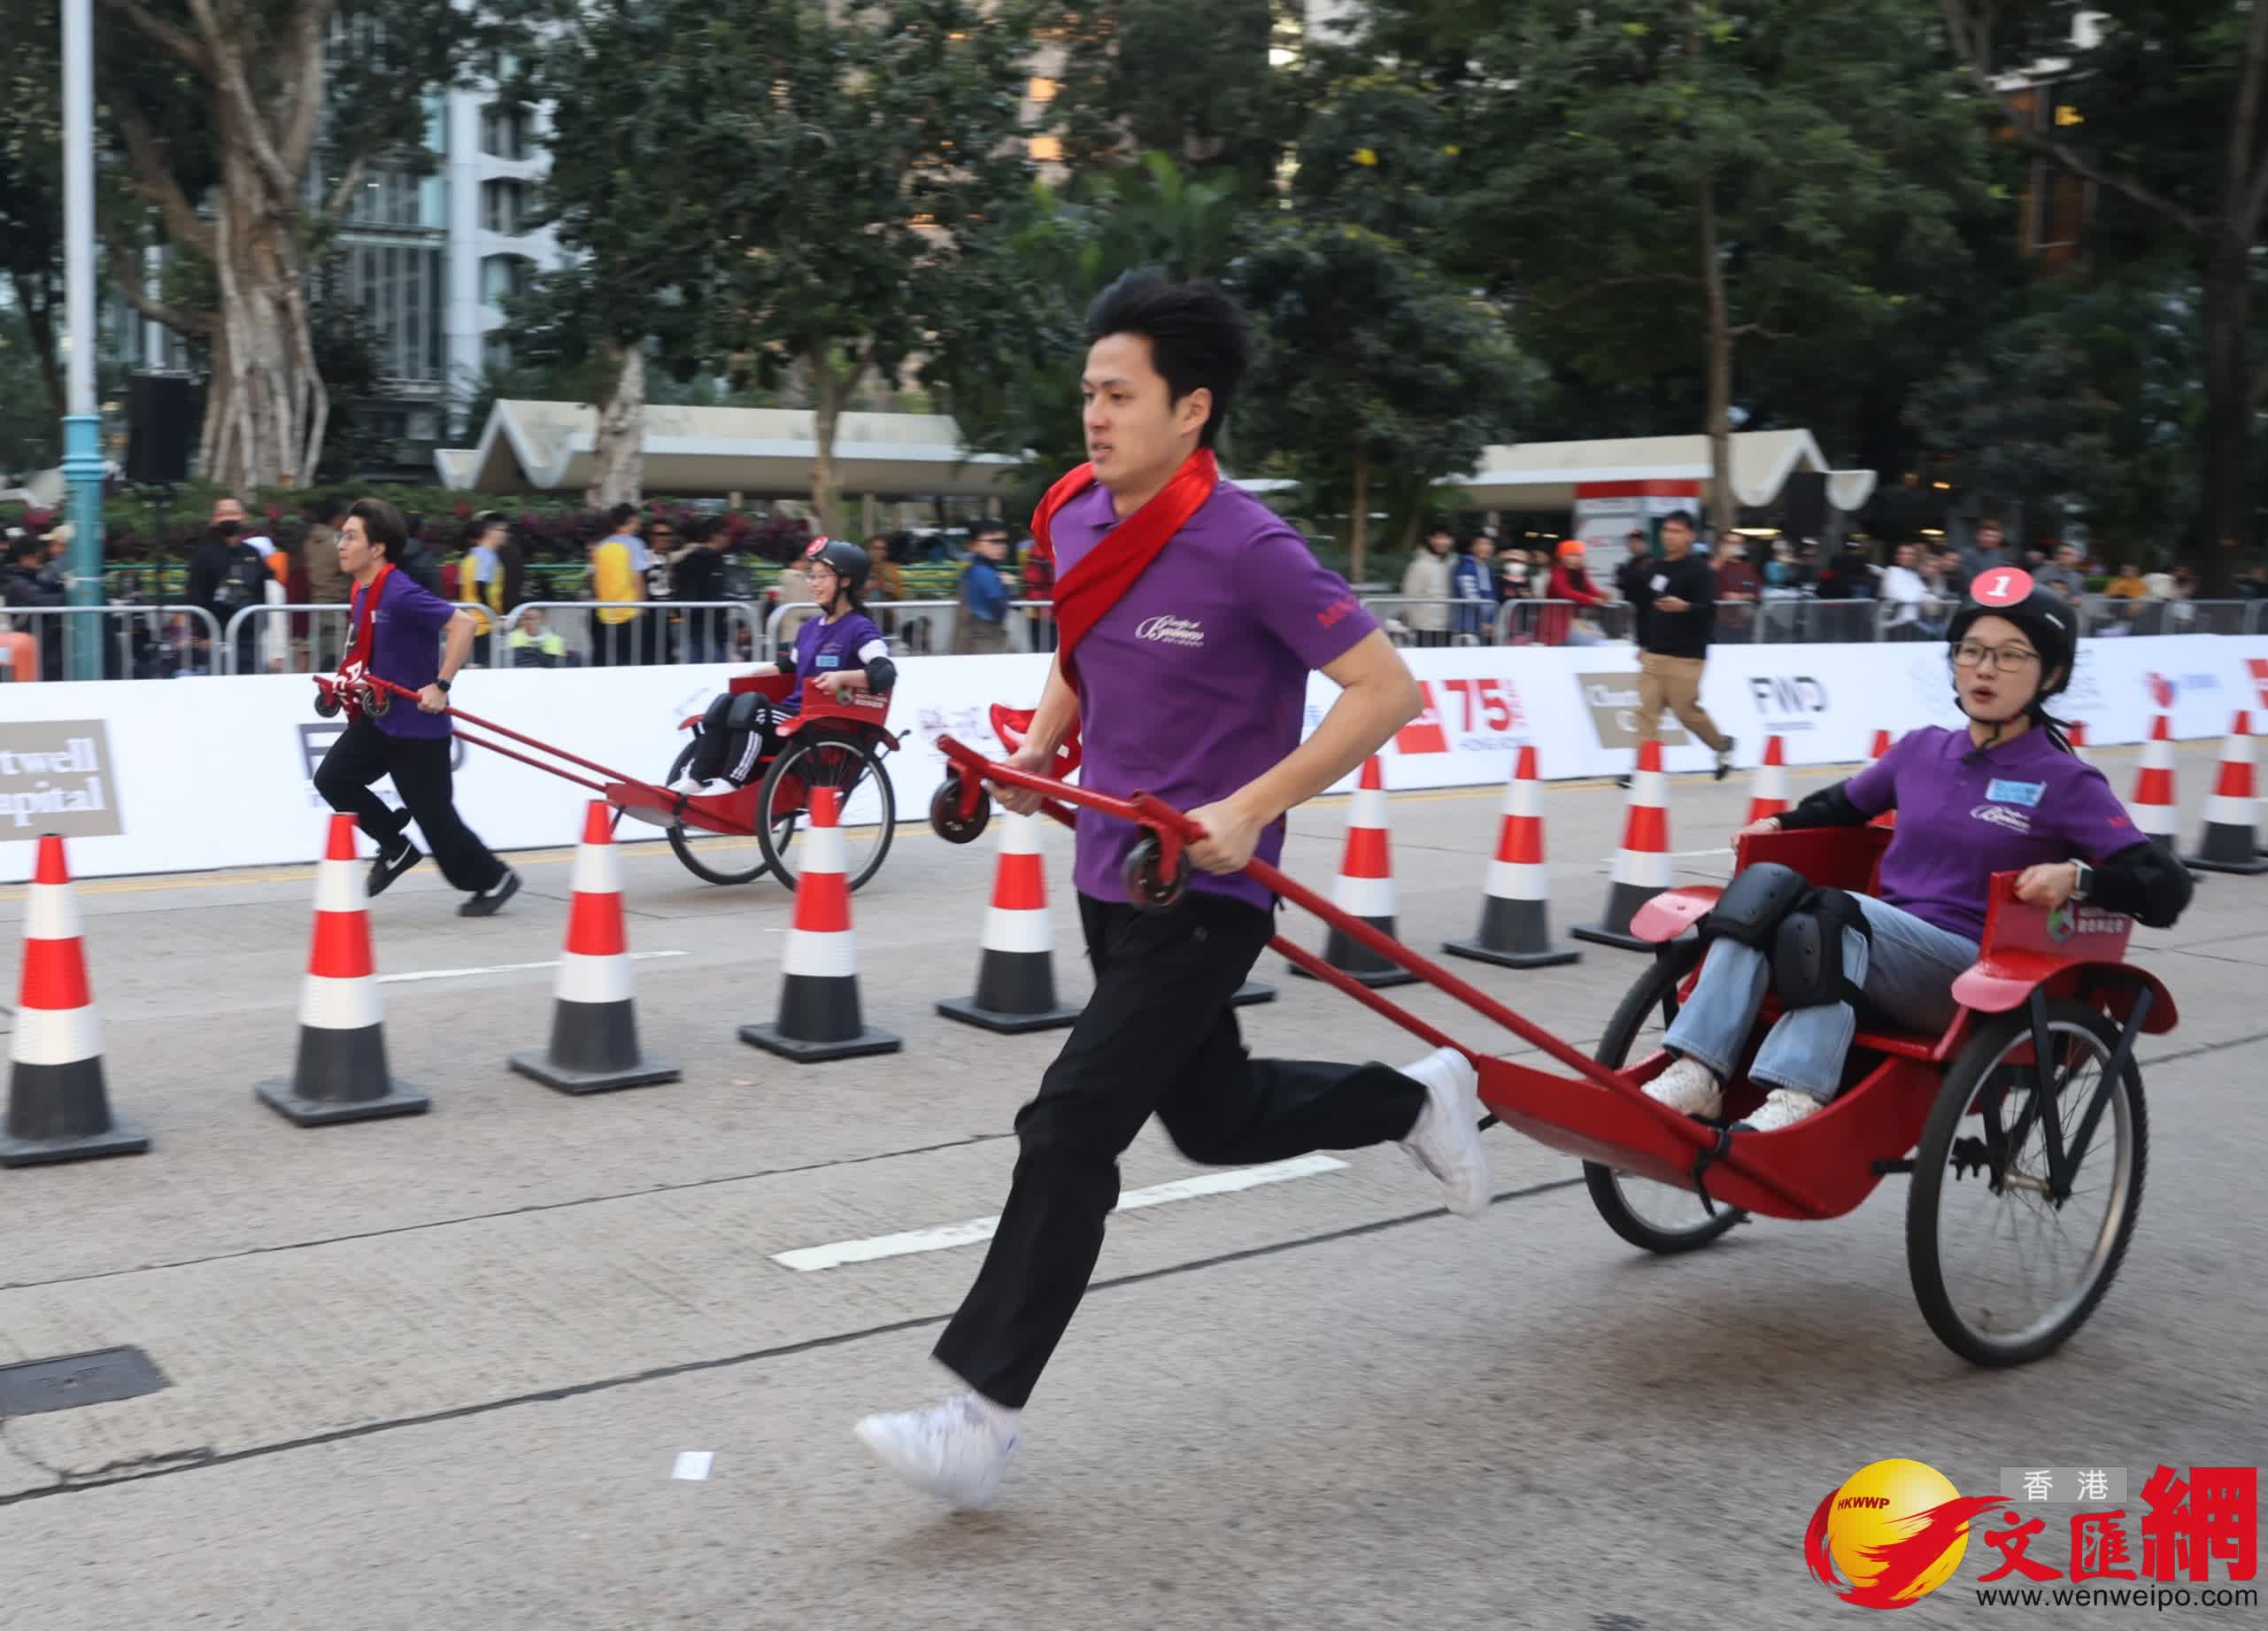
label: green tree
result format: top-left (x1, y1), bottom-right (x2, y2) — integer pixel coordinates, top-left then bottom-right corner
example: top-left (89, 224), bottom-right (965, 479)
top-left (0, 5), bottom-right (66, 426)
top-left (94, 0), bottom-right (514, 491)
top-left (1230, 220), bottom-right (1526, 583)
top-left (1374, 0), bottom-right (1992, 536)
top-left (1938, 0), bottom-right (2268, 579)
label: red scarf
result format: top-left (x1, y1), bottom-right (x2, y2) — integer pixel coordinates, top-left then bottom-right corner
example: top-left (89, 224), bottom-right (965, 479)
top-left (1030, 447), bottom-right (1218, 696)
top-left (345, 563), bottom-right (393, 673)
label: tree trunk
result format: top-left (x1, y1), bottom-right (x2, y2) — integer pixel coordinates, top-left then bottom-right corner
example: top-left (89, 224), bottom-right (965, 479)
top-left (1348, 446), bottom-right (1370, 585)
top-left (10, 273), bottom-right (66, 426)
top-left (1696, 167), bottom-right (1737, 542)
top-left (808, 338), bottom-right (857, 537)
top-left (2201, 231), bottom-right (2254, 593)
top-left (585, 341), bottom-right (646, 507)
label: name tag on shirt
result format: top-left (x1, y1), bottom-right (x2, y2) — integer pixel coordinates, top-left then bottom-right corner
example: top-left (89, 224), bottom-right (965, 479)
top-left (1650, 574), bottom-right (1669, 592)
top-left (1986, 778), bottom-right (2046, 808)
top-left (816, 652), bottom-right (840, 669)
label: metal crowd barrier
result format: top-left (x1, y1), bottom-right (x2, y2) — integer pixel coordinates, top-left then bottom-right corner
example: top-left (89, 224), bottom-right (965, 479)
top-left (763, 598), bottom-right (1059, 661)
top-left (490, 600), bottom-right (767, 668)
top-left (0, 603), bottom-right (221, 681)
top-left (1491, 599), bottom-right (1635, 645)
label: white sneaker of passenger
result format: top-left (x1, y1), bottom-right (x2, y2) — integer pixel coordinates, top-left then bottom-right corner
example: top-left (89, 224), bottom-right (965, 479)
top-left (1398, 1046), bottom-right (1493, 1218)
top-left (1646, 1056), bottom-right (1723, 1118)
top-left (667, 774), bottom-right (721, 799)
top-left (1736, 1087), bottom-right (1824, 1133)
top-left (853, 1393), bottom-right (1022, 1508)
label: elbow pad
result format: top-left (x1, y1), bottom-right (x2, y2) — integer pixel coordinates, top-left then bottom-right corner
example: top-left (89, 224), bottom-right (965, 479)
top-left (863, 656), bottom-right (899, 693)
top-left (2089, 839), bottom-right (2195, 929)
top-left (1776, 781), bottom-right (1869, 831)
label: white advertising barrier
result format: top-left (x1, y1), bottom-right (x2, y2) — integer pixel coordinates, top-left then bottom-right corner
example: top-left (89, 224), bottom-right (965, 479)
top-left (5, 636), bottom-right (2266, 882)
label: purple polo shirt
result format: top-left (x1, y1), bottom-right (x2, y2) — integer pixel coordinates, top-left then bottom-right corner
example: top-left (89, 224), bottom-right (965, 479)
top-left (786, 610), bottom-right (886, 713)
top-left (1846, 725), bottom-right (2141, 941)
top-left (1052, 479), bottom-right (1377, 912)
top-left (351, 569), bottom-right (456, 739)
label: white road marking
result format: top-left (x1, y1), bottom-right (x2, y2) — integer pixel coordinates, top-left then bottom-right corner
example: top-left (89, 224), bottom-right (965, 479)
top-left (1667, 846), bottom-right (1733, 860)
top-left (377, 950), bottom-right (688, 985)
top-left (771, 1155), bottom-right (1352, 1273)
top-left (672, 1450), bottom-right (714, 1480)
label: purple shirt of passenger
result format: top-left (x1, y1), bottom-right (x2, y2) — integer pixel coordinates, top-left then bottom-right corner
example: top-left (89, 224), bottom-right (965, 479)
top-left (1845, 725), bottom-right (2141, 941)
top-left (352, 568), bottom-right (457, 739)
top-left (1047, 479), bottom-right (1377, 912)
top-left (785, 610), bottom-right (887, 714)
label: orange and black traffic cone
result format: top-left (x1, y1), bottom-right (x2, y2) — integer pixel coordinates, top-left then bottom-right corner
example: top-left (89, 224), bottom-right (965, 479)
top-left (742, 786), bottom-right (902, 1062)
top-left (1, 834), bottom-right (147, 1166)
top-left (511, 800), bottom-right (682, 1092)
top-left (1443, 746), bottom-right (1578, 970)
top-left (937, 809), bottom-right (1083, 1033)
top-left (2130, 715), bottom-right (2180, 851)
top-left (2186, 711), bottom-right (2268, 875)
top-left (256, 814), bottom-right (429, 1125)
top-left (1289, 757), bottom-right (1416, 989)
top-left (1572, 739), bottom-right (1673, 953)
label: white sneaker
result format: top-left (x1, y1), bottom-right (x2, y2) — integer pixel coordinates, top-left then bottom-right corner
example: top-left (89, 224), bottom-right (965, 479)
top-left (667, 774), bottom-right (721, 799)
top-left (1398, 1047), bottom-right (1493, 1218)
top-left (1647, 1056), bottom-right (1723, 1118)
top-left (1737, 1087), bottom-right (1824, 1133)
top-left (852, 1392), bottom-right (1022, 1507)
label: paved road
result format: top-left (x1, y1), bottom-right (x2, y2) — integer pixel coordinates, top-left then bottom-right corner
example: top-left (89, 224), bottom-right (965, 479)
top-left (1, 745), bottom-right (2262, 1629)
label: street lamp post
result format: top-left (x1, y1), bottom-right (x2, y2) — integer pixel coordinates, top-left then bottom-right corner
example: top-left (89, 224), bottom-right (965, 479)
top-left (60, 0), bottom-right (104, 681)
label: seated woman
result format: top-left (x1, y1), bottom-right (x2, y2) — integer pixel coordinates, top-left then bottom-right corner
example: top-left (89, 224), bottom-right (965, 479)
top-left (668, 537), bottom-right (895, 798)
top-left (1647, 571), bottom-right (2193, 1134)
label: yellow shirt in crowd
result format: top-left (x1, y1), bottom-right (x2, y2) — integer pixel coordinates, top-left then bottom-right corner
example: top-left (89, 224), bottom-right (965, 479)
top-left (591, 537), bottom-right (642, 624)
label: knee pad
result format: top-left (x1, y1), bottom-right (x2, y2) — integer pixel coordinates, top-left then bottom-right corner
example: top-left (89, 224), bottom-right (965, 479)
top-left (1701, 862), bottom-right (1811, 949)
top-left (1771, 890), bottom-right (1871, 1009)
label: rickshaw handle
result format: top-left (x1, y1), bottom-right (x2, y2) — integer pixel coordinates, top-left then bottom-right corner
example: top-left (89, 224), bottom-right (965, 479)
top-left (937, 735), bottom-right (1633, 1095)
top-left (363, 674), bottom-right (638, 791)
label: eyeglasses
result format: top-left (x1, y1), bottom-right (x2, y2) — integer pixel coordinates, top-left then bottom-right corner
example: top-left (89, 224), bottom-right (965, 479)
top-left (1952, 641), bottom-right (2040, 672)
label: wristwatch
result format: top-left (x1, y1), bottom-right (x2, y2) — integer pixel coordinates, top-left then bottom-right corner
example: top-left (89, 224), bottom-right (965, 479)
top-left (2071, 859), bottom-right (2093, 901)
top-left (435, 677), bottom-right (452, 694)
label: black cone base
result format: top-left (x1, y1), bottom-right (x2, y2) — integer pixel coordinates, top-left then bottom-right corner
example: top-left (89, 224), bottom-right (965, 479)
top-left (936, 995), bottom-right (1084, 1034)
top-left (2187, 823), bottom-right (2268, 874)
top-left (740, 1022), bottom-right (902, 1063)
top-left (1289, 917), bottom-right (1417, 988)
top-left (1572, 880), bottom-right (1668, 954)
top-left (1230, 981), bottom-right (1277, 1007)
top-left (743, 973), bottom-right (901, 1062)
top-left (510, 999), bottom-right (680, 1094)
top-left (256, 1022), bottom-right (428, 1125)
top-left (1444, 896), bottom-right (1582, 969)
top-left (1, 1056), bottom-right (149, 1165)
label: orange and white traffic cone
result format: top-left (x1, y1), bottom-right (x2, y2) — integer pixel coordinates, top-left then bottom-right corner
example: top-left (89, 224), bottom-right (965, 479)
top-left (2185, 711), bottom-right (2268, 874)
top-left (937, 809), bottom-right (1083, 1034)
top-left (1443, 746), bottom-right (1578, 970)
top-left (2067, 721), bottom-right (2092, 765)
top-left (511, 800), bottom-right (682, 1093)
top-left (1, 835), bottom-right (147, 1166)
top-left (1573, 739), bottom-right (1672, 953)
top-left (1289, 757), bottom-right (1416, 989)
top-left (1746, 735), bottom-right (1790, 826)
top-left (1867, 729), bottom-right (1897, 830)
top-left (742, 786), bottom-right (901, 1062)
top-left (257, 814), bottom-right (429, 1125)
top-left (2130, 715), bottom-right (2180, 851)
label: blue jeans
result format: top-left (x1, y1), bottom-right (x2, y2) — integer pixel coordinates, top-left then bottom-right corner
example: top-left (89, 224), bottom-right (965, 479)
top-left (1662, 895), bottom-right (1980, 1102)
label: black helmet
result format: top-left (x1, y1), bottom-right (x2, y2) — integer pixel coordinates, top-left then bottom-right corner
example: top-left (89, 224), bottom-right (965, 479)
top-left (1946, 568), bottom-right (2079, 737)
top-left (803, 535), bottom-right (869, 594)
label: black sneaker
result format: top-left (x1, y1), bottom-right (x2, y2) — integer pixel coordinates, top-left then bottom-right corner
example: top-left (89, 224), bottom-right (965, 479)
top-left (459, 867), bottom-right (521, 917)
top-left (1715, 739), bottom-right (1738, 782)
top-left (369, 839), bottom-right (421, 897)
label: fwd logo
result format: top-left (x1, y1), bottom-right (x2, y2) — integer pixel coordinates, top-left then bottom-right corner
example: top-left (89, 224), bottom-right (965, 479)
top-left (1748, 675), bottom-right (1829, 716)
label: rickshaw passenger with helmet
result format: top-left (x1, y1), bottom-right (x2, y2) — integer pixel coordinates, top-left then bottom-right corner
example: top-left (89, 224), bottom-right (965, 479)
top-left (1643, 570), bottom-right (2194, 1134)
top-left (668, 537), bottom-right (897, 797)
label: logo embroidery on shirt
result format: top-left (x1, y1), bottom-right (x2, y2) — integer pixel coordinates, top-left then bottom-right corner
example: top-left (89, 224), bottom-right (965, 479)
top-left (1969, 804), bottom-right (2033, 834)
top-left (1986, 778), bottom-right (2046, 808)
top-left (1318, 594), bottom-right (1358, 629)
top-left (1136, 615), bottom-right (1205, 648)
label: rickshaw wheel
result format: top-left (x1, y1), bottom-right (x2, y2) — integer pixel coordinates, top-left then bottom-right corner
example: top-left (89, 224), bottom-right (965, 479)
top-left (661, 742), bottom-right (773, 887)
top-left (1582, 937), bottom-right (1747, 1254)
top-left (929, 772), bottom-right (991, 844)
top-left (313, 689), bottom-right (341, 719)
top-left (1906, 999), bottom-right (2147, 1367)
top-left (759, 735), bottom-right (897, 893)
top-left (362, 682), bottom-right (390, 716)
top-left (1122, 834), bottom-right (1189, 910)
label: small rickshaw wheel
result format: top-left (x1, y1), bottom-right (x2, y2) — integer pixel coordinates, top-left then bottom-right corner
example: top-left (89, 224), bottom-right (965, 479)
top-left (313, 689), bottom-right (341, 719)
top-left (929, 772), bottom-right (991, 845)
top-left (1122, 834), bottom-right (1189, 910)
top-left (760, 734), bottom-right (897, 893)
top-left (1906, 998), bottom-right (2147, 1367)
top-left (1582, 936), bottom-right (1747, 1253)
top-left (661, 741), bottom-right (774, 887)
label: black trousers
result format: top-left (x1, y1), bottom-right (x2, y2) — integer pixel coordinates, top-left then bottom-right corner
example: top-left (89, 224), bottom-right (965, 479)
top-left (314, 717), bottom-right (507, 894)
top-left (932, 890), bottom-right (1427, 1409)
top-left (684, 693), bottom-right (796, 785)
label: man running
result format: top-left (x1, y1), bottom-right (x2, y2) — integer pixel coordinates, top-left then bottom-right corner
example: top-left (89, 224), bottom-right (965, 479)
top-left (1624, 508), bottom-right (1735, 781)
top-left (853, 272), bottom-right (1492, 1506)
top-left (313, 498), bottom-right (521, 916)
